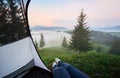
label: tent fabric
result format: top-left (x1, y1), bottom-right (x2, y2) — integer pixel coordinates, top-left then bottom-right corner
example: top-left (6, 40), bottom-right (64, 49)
top-left (3, 59), bottom-right (34, 78)
top-left (28, 37), bottom-right (49, 70)
top-left (0, 0), bottom-right (53, 77)
top-left (0, 37), bottom-right (51, 78)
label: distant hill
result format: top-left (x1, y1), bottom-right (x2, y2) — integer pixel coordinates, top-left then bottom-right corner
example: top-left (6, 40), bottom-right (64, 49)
top-left (66, 30), bottom-right (119, 45)
top-left (103, 26), bottom-right (120, 30)
top-left (91, 31), bottom-right (116, 45)
top-left (30, 25), bottom-right (120, 32)
top-left (108, 32), bottom-right (120, 37)
top-left (92, 26), bottom-right (120, 32)
top-left (30, 26), bottom-right (68, 31)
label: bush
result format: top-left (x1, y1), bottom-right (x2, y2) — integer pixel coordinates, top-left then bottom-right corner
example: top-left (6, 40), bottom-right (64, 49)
top-left (38, 48), bottom-right (120, 78)
top-left (71, 52), bottom-right (120, 78)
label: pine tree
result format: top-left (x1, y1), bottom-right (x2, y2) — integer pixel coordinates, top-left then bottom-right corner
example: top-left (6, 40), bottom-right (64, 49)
top-left (62, 36), bottom-right (68, 48)
top-left (39, 33), bottom-right (45, 48)
top-left (109, 37), bottom-right (120, 55)
top-left (69, 9), bottom-right (92, 52)
top-left (0, 0), bottom-right (9, 45)
top-left (0, 0), bottom-right (28, 45)
top-left (0, 0), bottom-right (7, 25)
top-left (7, 0), bottom-right (28, 40)
top-left (96, 46), bottom-right (102, 52)
top-left (34, 39), bottom-right (38, 49)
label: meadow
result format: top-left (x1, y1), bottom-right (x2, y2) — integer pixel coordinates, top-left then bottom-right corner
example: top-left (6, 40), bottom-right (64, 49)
top-left (38, 48), bottom-right (120, 78)
top-left (32, 30), bottom-right (120, 78)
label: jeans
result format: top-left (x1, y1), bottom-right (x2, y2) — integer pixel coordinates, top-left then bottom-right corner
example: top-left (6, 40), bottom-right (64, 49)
top-left (53, 62), bottom-right (89, 78)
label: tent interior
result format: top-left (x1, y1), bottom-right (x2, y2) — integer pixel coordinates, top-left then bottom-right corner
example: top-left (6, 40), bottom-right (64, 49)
top-left (0, 0), bottom-right (52, 78)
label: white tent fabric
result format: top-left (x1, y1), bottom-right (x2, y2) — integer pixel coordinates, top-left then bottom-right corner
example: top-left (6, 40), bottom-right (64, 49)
top-left (0, 37), bottom-right (48, 78)
top-left (28, 37), bottom-right (48, 70)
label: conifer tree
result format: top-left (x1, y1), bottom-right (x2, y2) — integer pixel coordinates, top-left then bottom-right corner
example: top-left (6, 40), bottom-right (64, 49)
top-left (39, 33), bottom-right (45, 48)
top-left (109, 38), bottom-right (120, 55)
top-left (0, 0), bottom-right (28, 45)
top-left (96, 46), bottom-right (102, 52)
top-left (34, 39), bottom-right (38, 49)
top-left (7, 0), bottom-right (28, 40)
top-left (0, 0), bottom-right (7, 25)
top-left (62, 36), bottom-right (68, 48)
top-left (0, 0), bottom-right (9, 45)
top-left (69, 9), bottom-right (92, 52)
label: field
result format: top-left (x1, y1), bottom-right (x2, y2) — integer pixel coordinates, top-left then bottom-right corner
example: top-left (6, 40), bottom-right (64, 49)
top-left (31, 30), bottom-right (120, 78)
top-left (38, 48), bottom-right (120, 78)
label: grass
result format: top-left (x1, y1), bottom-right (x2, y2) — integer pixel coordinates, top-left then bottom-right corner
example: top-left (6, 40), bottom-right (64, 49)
top-left (92, 43), bottom-right (110, 53)
top-left (38, 47), bottom-right (77, 69)
top-left (38, 48), bottom-right (120, 78)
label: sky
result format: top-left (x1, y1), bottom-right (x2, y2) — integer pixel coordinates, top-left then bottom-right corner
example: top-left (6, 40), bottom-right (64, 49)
top-left (28, 0), bottom-right (120, 29)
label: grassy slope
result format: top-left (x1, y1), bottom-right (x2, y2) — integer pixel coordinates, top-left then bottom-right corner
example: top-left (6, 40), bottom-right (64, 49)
top-left (108, 32), bottom-right (120, 37)
top-left (38, 48), bottom-right (76, 69)
top-left (38, 48), bottom-right (120, 78)
top-left (93, 43), bottom-right (110, 53)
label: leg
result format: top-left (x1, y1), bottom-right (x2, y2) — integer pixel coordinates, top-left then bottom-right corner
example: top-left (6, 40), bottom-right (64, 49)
top-left (52, 66), bottom-right (71, 78)
top-left (58, 62), bottom-right (89, 78)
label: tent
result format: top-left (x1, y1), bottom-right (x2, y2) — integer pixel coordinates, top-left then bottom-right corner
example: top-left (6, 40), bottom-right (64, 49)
top-left (0, 0), bottom-right (52, 78)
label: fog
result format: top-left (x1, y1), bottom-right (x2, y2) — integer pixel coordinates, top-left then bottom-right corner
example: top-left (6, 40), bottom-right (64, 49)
top-left (31, 31), bottom-right (71, 47)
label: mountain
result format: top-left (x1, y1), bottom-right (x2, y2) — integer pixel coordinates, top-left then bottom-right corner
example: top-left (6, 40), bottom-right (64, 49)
top-left (103, 26), bottom-right (120, 30)
top-left (108, 32), bottom-right (120, 37)
top-left (101, 26), bottom-right (120, 32)
top-left (30, 26), bottom-right (69, 31)
top-left (91, 31), bottom-right (115, 45)
top-left (92, 26), bottom-right (120, 32)
top-left (30, 25), bottom-right (120, 32)
top-left (66, 30), bottom-right (119, 45)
